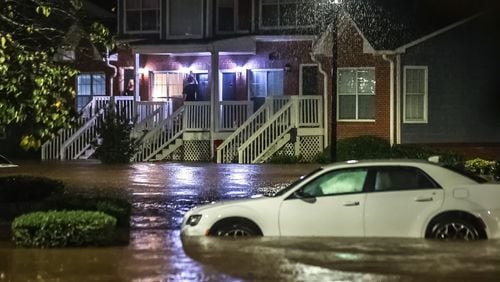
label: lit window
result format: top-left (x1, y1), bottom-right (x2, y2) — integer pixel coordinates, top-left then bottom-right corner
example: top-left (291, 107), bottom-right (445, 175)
top-left (249, 70), bottom-right (284, 97)
top-left (152, 72), bottom-right (184, 101)
top-left (76, 73), bottom-right (106, 111)
top-left (337, 68), bottom-right (375, 121)
top-left (404, 66), bottom-right (428, 123)
top-left (125, 0), bottom-right (160, 32)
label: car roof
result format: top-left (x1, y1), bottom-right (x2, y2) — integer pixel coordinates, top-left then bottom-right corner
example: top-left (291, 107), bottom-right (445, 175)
top-left (319, 159), bottom-right (436, 169)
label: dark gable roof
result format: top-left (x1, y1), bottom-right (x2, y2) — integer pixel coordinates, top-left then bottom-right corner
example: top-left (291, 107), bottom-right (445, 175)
top-left (343, 0), bottom-right (495, 50)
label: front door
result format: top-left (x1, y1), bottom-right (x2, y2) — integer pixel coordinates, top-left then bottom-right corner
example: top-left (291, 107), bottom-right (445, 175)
top-left (196, 73), bottom-right (209, 101)
top-left (278, 168), bottom-right (369, 237)
top-left (222, 72), bottom-right (236, 101)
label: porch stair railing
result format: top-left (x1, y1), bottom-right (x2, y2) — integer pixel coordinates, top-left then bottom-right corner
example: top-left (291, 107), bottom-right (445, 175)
top-left (216, 97), bottom-right (290, 163)
top-left (132, 102), bottom-right (170, 138)
top-left (60, 109), bottom-right (105, 160)
top-left (41, 96), bottom-right (134, 160)
top-left (133, 101), bottom-right (211, 162)
top-left (238, 98), bottom-right (296, 164)
top-left (133, 106), bottom-right (185, 162)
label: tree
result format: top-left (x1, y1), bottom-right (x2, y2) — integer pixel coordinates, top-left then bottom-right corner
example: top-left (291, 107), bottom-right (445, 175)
top-left (0, 0), bottom-right (114, 150)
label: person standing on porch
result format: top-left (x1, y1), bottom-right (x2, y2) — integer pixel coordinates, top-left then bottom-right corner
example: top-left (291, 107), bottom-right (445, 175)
top-left (182, 75), bottom-right (198, 102)
top-left (124, 79), bottom-right (134, 96)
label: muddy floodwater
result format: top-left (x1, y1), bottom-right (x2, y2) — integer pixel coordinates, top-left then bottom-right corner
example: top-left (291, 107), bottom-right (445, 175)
top-left (1, 161), bottom-right (500, 281)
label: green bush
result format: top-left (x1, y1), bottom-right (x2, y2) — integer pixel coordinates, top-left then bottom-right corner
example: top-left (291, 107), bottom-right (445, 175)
top-left (336, 135), bottom-right (392, 161)
top-left (465, 158), bottom-right (496, 176)
top-left (43, 194), bottom-right (131, 227)
top-left (268, 152), bottom-right (304, 164)
top-left (12, 211), bottom-right (116, 248)
top-left (0, 175), bottom-right (64, 203)
top-left (391, 144), bottom-right (463, 166)
top-left (95, 109), bottom-right (138, 164)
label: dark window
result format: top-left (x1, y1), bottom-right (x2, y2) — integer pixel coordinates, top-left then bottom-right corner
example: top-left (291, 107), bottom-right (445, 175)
top-left (373, 167), bottom-right (438, 192)
top-left (302, 65), bottom-right (319, 96)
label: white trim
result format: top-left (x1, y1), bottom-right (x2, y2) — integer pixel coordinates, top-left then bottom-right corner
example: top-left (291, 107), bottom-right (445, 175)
top-left (299, 64), bottom-right (319, 96)
top-left (403, 66), bottom-right (428, 124)
top-left (219, 69), bottom-right (238, 102)
top-left (254, 35), bottom-right (315, 42)
top-left (396, 55), bottom-right (401, 144)
top-left (337, 67), bottom-right (376, 122)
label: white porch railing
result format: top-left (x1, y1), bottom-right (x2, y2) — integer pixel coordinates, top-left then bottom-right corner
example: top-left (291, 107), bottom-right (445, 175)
top-left (41, 96), bottom-right (134, 160)
top-left (60, 110), bottom-right (104, 160)
top-left (133, 106), bottom-right (185, 162)
top-left (216, 97), bottom-right (288, 163)
top-left (216, 96), bottom-right (323, 163)
top-left (218, 101), bottom-right (253, 131)
top-left (133, 101), bottom-right (172, 137)
top-left (238, 99), bottom-right (295, 164)
top-left (184, 101), bottom-right (211, 131)
top-left (299, 96), bottom-right (323, 127)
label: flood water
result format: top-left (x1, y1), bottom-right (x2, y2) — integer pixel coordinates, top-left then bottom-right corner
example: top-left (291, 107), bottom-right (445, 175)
top-left (1, 161), bottom-right (500, 281)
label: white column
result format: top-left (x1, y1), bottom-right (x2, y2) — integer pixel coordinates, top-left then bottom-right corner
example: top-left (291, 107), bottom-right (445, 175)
top-left (210, 49), bottom-right (220, 159)
top-left (134, 53), bottom-right (140, 102)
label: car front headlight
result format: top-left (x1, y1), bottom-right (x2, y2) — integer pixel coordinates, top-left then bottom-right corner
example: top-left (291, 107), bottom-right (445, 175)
top-left (186, 214), bottom-right (202, 226)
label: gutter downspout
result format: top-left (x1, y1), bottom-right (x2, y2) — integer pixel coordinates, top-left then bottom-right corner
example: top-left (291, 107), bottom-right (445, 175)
top-left (396, 54), bottom-right (401, 144)
top-left (382, 54), bottom-right (395, 146)
top-left (105, 48), bottom-right (117, 97)
top-left (310, 52), bottom-right (329, 149)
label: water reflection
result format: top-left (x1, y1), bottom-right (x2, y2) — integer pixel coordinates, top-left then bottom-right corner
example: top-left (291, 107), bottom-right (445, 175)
top-left (3, 161), bottom-right (500, 281)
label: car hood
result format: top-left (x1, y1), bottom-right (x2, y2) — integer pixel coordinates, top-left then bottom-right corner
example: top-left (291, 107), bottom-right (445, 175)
top-left (189, 194), bottom-right (271, 214)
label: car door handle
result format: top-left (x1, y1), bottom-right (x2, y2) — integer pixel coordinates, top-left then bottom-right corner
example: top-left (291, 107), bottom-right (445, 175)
top-left (415, 196), bottom-right (433, 202)
top-left (343, 201), bottom-right (360, 206)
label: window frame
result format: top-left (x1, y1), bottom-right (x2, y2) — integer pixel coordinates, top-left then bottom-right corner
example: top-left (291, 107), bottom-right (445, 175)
top-left (248, 68), bottom-right (284, 98)
top-left (76, 72), bottom-right (106, 111)
top-left (216, 0), bottom-right (252, 34)
top-left (403, 66), bottom-right (428, 124)
top-left (124, 0), bottom-right (161, 34)
top-left (366, 166), bottom-right (441, 193)
top-left (166, 0), bottom-right (204, 39)
top-left (291, 167), bottom-right (371, 198)
top-left (299, 63), bottom-right (320, 96)
top-left (337, 67), bottom-right (376, 122)
top-left (259, 0), bottom-right (315, 30)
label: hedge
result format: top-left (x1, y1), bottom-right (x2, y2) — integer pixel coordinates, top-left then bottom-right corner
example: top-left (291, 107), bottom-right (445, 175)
top-left (0, 175), bottom-right (64, 203)
top-left (12, 211), bottom-right (117, 248)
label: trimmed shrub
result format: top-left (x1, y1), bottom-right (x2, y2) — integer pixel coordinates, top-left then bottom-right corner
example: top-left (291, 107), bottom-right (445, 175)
top-left (465, 158), bottom-right (496, 176)
top-left (336, 135), bottom-right (392, 161)
top-left (391, 144), bottom-right (463, 166)
top-left (43, 194), bottom-right (131, 228)
top-left (12, 211), bottom-right (116, 248)
top-left (0, 175), bottom-right (64, 203)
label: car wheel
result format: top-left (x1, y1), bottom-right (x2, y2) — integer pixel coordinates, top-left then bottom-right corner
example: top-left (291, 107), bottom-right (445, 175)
top-left (429, 218), bottom-right (481, 241)
top-left (214, 223), bottom-right (257, 237)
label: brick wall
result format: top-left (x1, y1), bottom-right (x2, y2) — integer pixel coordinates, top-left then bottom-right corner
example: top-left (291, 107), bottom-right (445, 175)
top-left (334, 21), bottom-right (391, 141)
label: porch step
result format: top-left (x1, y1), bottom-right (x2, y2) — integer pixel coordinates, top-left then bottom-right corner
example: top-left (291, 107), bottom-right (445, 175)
top-left (152, 138), bottom-right (183, 161)
top-left (78, 147), bottom-right (96, 160)
top-left (254, 134), bottom-right (291, 163)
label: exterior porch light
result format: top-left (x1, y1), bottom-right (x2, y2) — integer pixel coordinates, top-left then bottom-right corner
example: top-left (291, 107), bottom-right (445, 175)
top-left (138, 67), bottom-right (148, 79)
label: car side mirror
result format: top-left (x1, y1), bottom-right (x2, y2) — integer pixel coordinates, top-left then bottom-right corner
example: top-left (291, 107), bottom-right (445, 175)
top-left (293, 190), bottom-right (316, 203)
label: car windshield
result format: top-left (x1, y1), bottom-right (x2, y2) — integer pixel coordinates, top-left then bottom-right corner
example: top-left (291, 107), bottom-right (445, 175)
top-left (271, 168), bottom-right (323, 197)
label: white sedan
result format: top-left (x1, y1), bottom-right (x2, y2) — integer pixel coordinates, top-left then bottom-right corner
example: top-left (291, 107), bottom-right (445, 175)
top-left (181, 160), bottom-right (500, 240)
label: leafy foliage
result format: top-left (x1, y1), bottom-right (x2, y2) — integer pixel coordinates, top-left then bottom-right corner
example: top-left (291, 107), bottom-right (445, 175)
top-left (336, 135), bottom-right (393, 161)
top-left (11, 210), bottom-right (116, 247)
top-left (0, 0), bottom-right (114, 150)
top-left (95, 108), bottom-right (138, 164)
